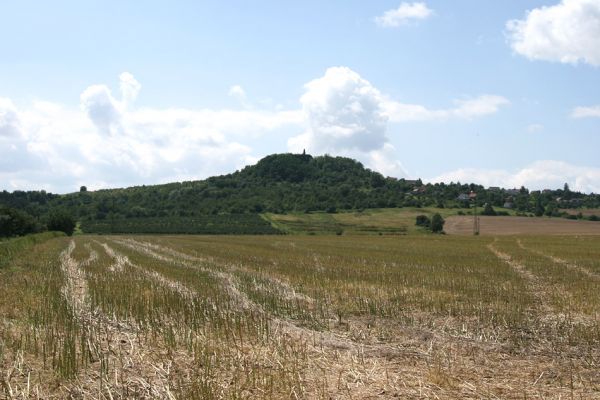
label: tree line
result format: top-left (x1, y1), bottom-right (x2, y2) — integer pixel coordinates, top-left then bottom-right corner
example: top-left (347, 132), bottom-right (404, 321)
top-left (1, 153), bottom-right (599, 237)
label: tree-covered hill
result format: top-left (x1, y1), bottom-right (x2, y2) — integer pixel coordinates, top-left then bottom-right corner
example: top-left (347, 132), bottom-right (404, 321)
top-left (1, 152), bottom-right (600, 235)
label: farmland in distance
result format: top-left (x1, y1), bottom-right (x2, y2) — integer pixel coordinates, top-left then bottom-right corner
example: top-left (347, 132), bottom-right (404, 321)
top-left (1, 234), bottom-right (599, 398)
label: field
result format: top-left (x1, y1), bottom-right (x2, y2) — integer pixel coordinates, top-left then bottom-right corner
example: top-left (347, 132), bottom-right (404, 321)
top-left (445, 215), bottom-right (600, 235)
top-left (1, 233), bottom-right (600, 398)
top-left (80, 215), bottom-right (282, 235)
top-left (561, 208), bottom-right (600, 217)
top-left (264, 207), bottom-right (482, 235)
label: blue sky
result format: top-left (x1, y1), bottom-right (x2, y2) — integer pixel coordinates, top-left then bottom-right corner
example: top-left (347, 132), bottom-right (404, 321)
top-left (1, 0), bottom-right (599, 193)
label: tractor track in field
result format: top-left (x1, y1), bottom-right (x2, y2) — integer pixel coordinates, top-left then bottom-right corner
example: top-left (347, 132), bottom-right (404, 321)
top-left (109, 237), bottom-right (437, 358)
top-left (57, 240), bottom-right (179, 399)
top-left (110, 237), bottom-right (600, 400)
top-left (117, 237), bottom-right (315, 306)
top-left (487, 238), bottom-right (600, 326)
top-left (98, 241), bottom-right (197, 302)
top-left (486, 238), bottom-right (558, 316)
top-left (517, 239), bottom-right (600, 281)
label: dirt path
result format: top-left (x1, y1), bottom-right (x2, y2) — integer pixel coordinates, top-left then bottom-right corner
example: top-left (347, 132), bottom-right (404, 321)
top-left (110, 238), bottom-right (386, 351)
top-left (58, 240), bottom-right (178, 399)
top-left (118, 237), bottom-right (315, 305)
top-left (59, 240), bottom-right (89, 318)
top-left (486, 238), bottom-right (556, 315)
top-left (517, 239), bottom-right (600, 281)
top-left (99, 241), bottom-right (197, 301)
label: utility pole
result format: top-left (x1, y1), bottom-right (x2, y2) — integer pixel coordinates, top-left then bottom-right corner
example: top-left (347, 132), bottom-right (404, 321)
top-left (470, 191), bottom-right (479, 235)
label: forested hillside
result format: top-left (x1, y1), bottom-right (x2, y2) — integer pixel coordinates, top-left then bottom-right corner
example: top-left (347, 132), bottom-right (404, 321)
top-left (1, 152), bottom-right (600, 235)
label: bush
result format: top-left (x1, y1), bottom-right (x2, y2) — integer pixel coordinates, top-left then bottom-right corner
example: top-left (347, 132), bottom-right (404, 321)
top-left (481, 203), bottom-right (496, 216)
top-left (0, 206), bottom-right (40, 238)
top-left (589, 215), bottom-right (599, 221)
top-left (415, 215), bottom-right (431, 228)
top-left (431, 213), bottom-right (445, 233)
top-left (47, 211), bottom-right (76, 236)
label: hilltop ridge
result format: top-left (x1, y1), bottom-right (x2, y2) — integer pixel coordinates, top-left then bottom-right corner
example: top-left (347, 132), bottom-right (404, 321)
top-left (1, 152), bottom-right (599, 234)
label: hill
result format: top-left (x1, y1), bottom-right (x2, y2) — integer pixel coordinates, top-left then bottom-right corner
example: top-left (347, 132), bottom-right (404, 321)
top-left (1, 152), bottom-right (600, 235)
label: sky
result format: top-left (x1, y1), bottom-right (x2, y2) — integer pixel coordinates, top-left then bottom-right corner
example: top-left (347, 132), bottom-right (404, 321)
top-left (1, 0), bottom-right (600, 193)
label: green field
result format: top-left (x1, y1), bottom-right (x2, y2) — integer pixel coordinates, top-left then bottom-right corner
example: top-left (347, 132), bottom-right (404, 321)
top-left (1, 233), bottom-right (599, 398)
top-left (80, 214), bottom-right (282, 235)
top-left (264, 207), bottom-right (515, 235)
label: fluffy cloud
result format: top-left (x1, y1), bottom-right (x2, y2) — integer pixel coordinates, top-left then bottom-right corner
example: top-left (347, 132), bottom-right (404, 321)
top-left (288, 67), bottom-right (407, 177)
top-left (288, 67), bottom-right (508, 178)
top-left (1, 68), bottom-right (511, 192)
top-left (527, 123), bottom-right (544, 133)
top-left (119, 72), bottom-right (141, 106)
top-left (80, 84), bottom-right (123, 135)
top-left (571, 105), bottom-right (600, 118)
top-left (375, 2), bottom-right (433, 27)
top-left (431, 160), bottom-right (600, 193)
top-left (506, 0), bottom-right (600, 66)
top-left (228, 85), bottom-right (246, 101)
top-left (291, 67), bottom-right (388, 153)
top-left (0, 98), bottom-right (21, 137)
top-left (0, 73), bottom-right (302, 192)
top-left (383, 95), bottom-right (510, 122)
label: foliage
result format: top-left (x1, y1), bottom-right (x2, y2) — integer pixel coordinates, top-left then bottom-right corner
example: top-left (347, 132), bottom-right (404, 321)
top-left (430, 213), bottom-right (445, 233)
top-left (481, 203), bottom-right (497, 216)
top-left (81, 214), bottom-right (282, 234)
top-left (47, 210), bottom-right (76, 236)
top-left (1, 153), bottom-right (600, 235)
top-left (415, 215), bottom-right (431, 228)
top-left (0, 206), bottom-right (41, 238)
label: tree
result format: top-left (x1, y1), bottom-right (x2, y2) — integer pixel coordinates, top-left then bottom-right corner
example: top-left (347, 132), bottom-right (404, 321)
top-left (0, 206), bottom-right (40, 237)
top-left (534, 196), bottom-right (544, 217)
top-left (415, 215), bottom-right (431, 228)
top-left (80, 186), bottom-right (87, 192)
top-left (430, 213), bottom-right (445, 233)
top-left (47, 211), bottom-right (76, 236)
top-left (481, 203), bottom-right (496, 216)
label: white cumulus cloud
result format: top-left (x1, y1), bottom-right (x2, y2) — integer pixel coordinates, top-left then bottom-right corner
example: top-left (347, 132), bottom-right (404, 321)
top-left (288, 67), bottom-right (407, 177)
top-left (80, 84), bottom-right (123, 136)
top-left (119, 72), bottom-right (141, 106)
top-left (0, 98), bottom-right (22, 137)
top-left (375, 2), bottom-right (433, 27)
top-left (506, 0), bottom-right (600, 66)
top-left (383, 95), bottom-right (510, 122)
top-left (571, 105), bottom-right (600, 118)
top-left (228, 85), bottom-right (246, 101)
top-left (0, 73), bottom-right (302, 192)
top-left (527, 123), bottom-right (544, 133)
top-left (288, 67), bottom-right (509, 178)
top-left (431, 160), bottom-right (600, 193)
top-left (0, 68), bottom-right (513, 191)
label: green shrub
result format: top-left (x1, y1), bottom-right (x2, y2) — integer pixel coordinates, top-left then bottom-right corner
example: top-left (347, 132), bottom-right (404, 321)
top-left (47, 211), bottom-right (76, 236)
top-left (431, 213), bottom-right (445, 233)
top-left (415, 215), bottom-right (431, 228)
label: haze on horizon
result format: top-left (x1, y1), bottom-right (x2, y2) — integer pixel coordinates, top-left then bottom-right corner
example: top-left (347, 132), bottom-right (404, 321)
top-left (1, 0), bottom-right (599, 194)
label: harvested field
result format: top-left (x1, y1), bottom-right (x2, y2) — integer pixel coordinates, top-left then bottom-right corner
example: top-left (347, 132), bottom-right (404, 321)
top-left (445, 215), bottom-right (600, 235)
top-left (561, 208), bottom-right (600, 217)
top-left (1, 234), bottom-right (600, 398)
